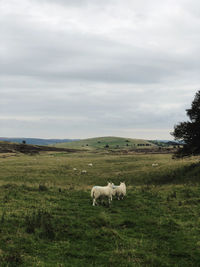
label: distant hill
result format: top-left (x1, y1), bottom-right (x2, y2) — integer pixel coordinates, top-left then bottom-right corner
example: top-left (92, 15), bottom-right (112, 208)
top-left (0, 141), bottom-right (80, 154)
top-left (52, 136), bottom-right (157, 150)
top-left (0, 138), bottom-right (79, 146)
top-left (149, 140), bottom-right (183, 147)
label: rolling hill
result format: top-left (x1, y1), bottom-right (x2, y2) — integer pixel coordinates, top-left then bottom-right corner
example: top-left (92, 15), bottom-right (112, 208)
top-left (0, 138), bottom-right (79, 146)
top-left (0, 141), bottom-right (80, 154)
top-left (51, 136), bottom-right (156, 150)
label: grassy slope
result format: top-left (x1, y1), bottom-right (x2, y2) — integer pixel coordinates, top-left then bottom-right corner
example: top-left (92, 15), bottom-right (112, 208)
top-left (0, 152), bottom-right (200, 266)
top-left (52, 136), bottom-right (156, 150)
top-left (0, 141), bottom-right (80, 154)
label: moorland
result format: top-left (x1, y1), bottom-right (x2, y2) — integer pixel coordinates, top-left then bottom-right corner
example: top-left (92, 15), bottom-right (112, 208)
top-left (0, 138), bottom-right (200, 266)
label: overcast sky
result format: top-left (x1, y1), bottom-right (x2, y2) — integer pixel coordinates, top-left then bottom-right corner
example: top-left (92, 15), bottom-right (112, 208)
top-left (1, 0), bottom-right (200, 139)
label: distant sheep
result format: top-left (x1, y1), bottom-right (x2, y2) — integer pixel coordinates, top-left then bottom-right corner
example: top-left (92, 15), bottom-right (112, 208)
top-left (112, 182), bottom-right (126, 200)
top-left (88, 163), bottom-right (93, 167)
top-left (73, 168), bottom-right (77, 171)
top-left (81, 170), bottom-right (87, 174)
top-left (91, 182), bottom-right (114, 206)
top-left (152, 163), bottom-right (158, 167)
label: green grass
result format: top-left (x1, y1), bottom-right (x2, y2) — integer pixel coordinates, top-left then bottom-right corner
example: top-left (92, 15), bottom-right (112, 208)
top-left (0, 151), bottom-right (200, 266)
top-left (51, 136), bottom-right (156, 150)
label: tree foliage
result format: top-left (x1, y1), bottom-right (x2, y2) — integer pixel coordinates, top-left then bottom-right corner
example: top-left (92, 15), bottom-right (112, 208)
top-left (172, 90), bottom-right (200, 157)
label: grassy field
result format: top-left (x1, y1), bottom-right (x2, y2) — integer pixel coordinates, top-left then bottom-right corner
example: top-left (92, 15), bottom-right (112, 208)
top-left (51, 136), bottom-right (156, 150)
top-left (0, 151), bottom-right (200, 266)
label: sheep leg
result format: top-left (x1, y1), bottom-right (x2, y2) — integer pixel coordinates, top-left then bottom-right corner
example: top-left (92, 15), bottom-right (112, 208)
top-left (93, 198), bottom-right (96, 206)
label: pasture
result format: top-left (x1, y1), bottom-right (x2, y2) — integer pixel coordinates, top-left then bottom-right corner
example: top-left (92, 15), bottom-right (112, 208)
top-left (0, 151), bottom-right (200, 266)
top-left (51, 136), bottom-right (155, 150)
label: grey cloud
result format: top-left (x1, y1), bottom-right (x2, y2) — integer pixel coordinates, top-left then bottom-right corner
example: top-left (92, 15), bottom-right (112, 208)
top-left (1, 6), bottom-right (200, 85)
top-left (34, 0), bottom-right (117, 7)
top-left (0, 85), bottom-right (189, 130)
top-left (1, 0), bottom-right (200, 139)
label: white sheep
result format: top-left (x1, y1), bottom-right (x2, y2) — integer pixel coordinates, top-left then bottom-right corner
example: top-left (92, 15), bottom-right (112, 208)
top-left (81, 170), bottom-right (87, 174)
top-left (112, 182), bottom-right (126, 200)
top-left (73, 168), bottom-right (77, 171)
top-left (88, 163), bottom-right (93, 167)
top-left (152, 163), bottom-right (158, 167)
top-left (91, 182), bottom-right (114, 206)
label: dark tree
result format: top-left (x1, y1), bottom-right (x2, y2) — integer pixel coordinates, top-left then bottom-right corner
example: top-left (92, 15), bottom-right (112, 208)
top-left (172, 90), bottom-right (200, 157)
